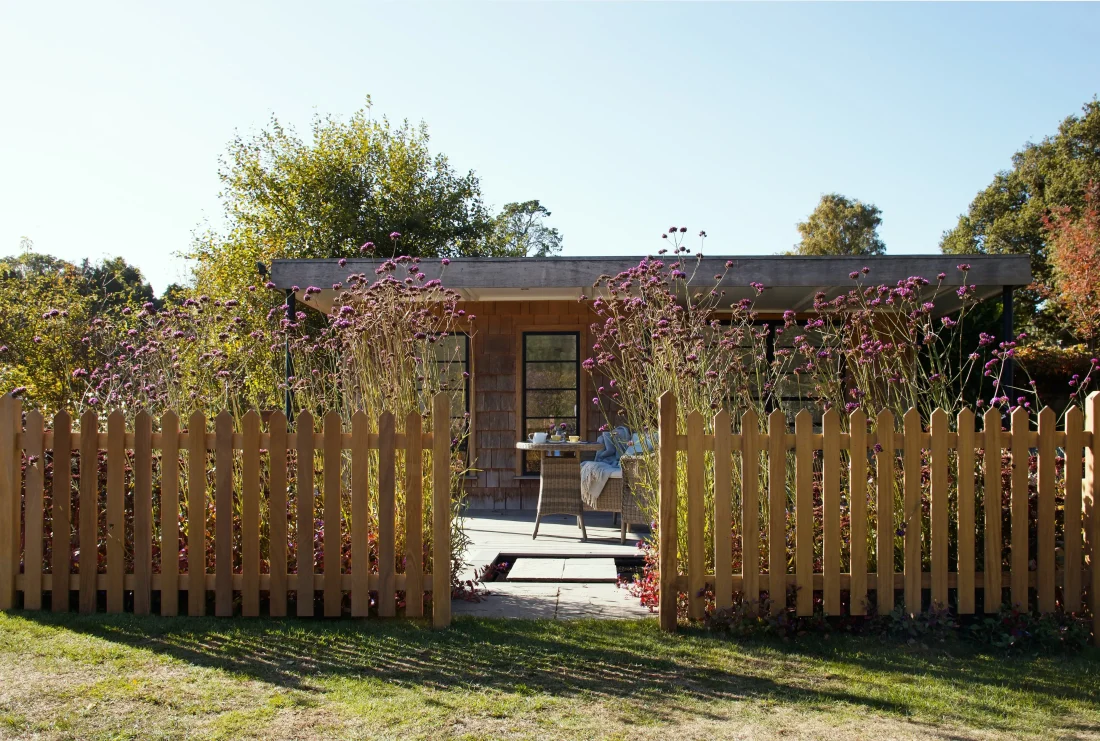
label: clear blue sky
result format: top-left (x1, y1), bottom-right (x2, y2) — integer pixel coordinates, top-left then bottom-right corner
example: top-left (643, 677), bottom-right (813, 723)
top-left (2, 2), bottom-right (1098, 293)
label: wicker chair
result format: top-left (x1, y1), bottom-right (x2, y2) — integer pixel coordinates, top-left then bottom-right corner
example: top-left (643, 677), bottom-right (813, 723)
top-left (616, 455), bottom-right (651, 543)
top-left (532, 453), bottom-right (587, 540)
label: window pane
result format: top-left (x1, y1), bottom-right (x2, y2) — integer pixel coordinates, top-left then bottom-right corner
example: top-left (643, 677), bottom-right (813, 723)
top-left (525, 334), bottom-right (577, 361)
top-left (434, 334), bottom-right (467, 362)
top-left (525, 362), bottom-right (576, 390)
top-left (526, 390), bottom-right (577, 419)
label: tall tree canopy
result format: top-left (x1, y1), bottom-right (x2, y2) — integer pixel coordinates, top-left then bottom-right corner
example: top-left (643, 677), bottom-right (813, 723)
top-left (792, 193), bottom-right (886, 256)
top-left (941, 99), bottom-right (1100, 340)
top-left (190, 98), bottom-right (496, 298)
top-left (486, 200), bottom-right (562, 257)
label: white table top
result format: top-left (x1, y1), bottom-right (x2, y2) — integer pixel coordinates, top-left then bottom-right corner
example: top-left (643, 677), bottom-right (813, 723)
top-left (515, 441), bottom-right (604, 452)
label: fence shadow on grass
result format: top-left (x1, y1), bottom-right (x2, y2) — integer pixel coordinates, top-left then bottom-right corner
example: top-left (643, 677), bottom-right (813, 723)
top-left (15, 611), bottom-right (1100, 735)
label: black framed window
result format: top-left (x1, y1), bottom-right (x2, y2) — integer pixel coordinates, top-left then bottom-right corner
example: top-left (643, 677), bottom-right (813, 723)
top-left (522, 332), bottom-right (579, 475)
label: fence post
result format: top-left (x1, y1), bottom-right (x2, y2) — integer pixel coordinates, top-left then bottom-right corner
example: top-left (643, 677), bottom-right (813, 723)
top-left (658, 391), bottom-right (678, 632)
top-left (1085, 391), bottom-right (1099, 644)
top-left (432, 392), bottom-right (452, 628)
top-left (0, 395), bottom-right (17, 610)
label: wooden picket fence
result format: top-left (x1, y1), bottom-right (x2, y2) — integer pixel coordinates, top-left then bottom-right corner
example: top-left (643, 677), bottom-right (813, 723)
top-left (657, 391), bottom-right (1100, 640)
top-left (0, 393), bottom-right (453, 626)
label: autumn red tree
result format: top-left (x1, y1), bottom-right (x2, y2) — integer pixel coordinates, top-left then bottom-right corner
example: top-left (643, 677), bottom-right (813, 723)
top-left (1043, 181), bottom-right (1100, 347)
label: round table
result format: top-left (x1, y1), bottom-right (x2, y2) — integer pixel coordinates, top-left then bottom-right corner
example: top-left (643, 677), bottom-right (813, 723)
top-left (516, 441), bottom-right (604, 540)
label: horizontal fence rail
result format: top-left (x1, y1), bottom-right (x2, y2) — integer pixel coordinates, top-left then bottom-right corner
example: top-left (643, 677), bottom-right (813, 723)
top-left (0, 393), bottom-right (453, 627)
top-left (657, 391), bottom-right (1100, 641)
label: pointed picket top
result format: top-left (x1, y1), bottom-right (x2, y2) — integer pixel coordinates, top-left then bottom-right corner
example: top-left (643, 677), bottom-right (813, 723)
top-left (767, 407), bottom-right (786, 435)
top-left (53, 408), bottom-right (71, 431)
top-left (794, 407), bottom-right (813, 429)
top-left (242, 409), bottom-right (261, 426)
top-left (712, 409), bottom-right (730, 436)
top-left (108, 408), bottom-right (125, 427)
top-left (741, 407), bottom-right (758, 436)
top-left (215, 409), bottom-right (234, 429)
top-left (875, 408), bottom-right (894, 434)
top-left (902, 407), bottom-right (921, 432)
top-left (1037, 405), bottom-right (1055, 430)
top-left (296, 409), bottom-right (314, 433)
top-left (80, 408), bottom-right (98, 435)
top-left (135, 409), bottom-right (151, 432)
top-left (160, 409), bottom-right (178, 431)
top-left (687, 409), bottom-right (704, 428)
top-left (1066, 404), bottom-right (1083, 430)
top-left (377, 410), bottom-right (394, 434)
top-left (324, 409), bottom-right (342, 432)
top-left (957, 406), bottom-right (974, 432)
top-left (267, 409), bottom-right (286, 431)
top-left (1010, 405), bottom-right (1029, 433)
top-left (822, 407), bottom-right (839, 430)
top-left (188, 410), bottom-right (206, 443)
top-left (983, 405), bottom-right (1002, 435)
top-left (929, 407), bottom-right (948, 436)
top-left (350, 410), bottom-right (368, 430)
top-left (849, 407), bottom-right (867, 436)
top-left (26, 408), bottom-right (43, 434)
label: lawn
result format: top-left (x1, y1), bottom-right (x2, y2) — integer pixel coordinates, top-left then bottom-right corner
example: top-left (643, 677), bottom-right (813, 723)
top-left (0, 612), bottom-right (1098, 740)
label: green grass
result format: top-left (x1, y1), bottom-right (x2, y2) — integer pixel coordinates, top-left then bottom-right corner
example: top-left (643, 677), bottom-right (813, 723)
top-left (1, 611), bottom-right (1098, 740)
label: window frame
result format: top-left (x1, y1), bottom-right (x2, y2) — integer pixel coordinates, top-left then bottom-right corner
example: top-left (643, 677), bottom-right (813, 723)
top-left (520, 330), bottom-right (581, 476)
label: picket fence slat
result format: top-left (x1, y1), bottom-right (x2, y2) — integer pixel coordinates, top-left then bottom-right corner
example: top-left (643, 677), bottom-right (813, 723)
top-left (1087, 393), bottom-right (1100, 641)
top-left (1037, 407), bottom-right (1056, 613)
top-left (268, 411), bottom-right (288, 617)
top-left (52, 410), bottom-right (72, 613)
top-left (767, 408), bottom-right (786, 616)
top-left (848, 409), bottom-right (867, 615)
top-left (133, 411), bottom-right (153, 615)
top-left (241, 411), bottom-right (260, 617)
top-left (79, 409), bottom-right (97, 614)
top-left (740, 410), bottom-right (760, 611)
top-left (350, 412), bottom-right (370, 617)
top-left (160, 412), bottom-right (180, 617)
top-left (902, 409), bottom-right (921, 615)
top-left (432, 392), bottom-right (452, 629)
top-left (983, 408), bottom-right (1003, 613)
top-left (377, 412), bottom-right (396, 618)
top-left (930, 409), bottom-right (949, 608)
top-left (1010, 407), bottom-right (1029, 609)
top-left (214, 412), bottom-right (233, 617)
top-left (822, 410), bottom-right (840, 616)
top-left (296, 410), bottom-right (314, 618)
top-left (794, 411), bottom-right (813, 617)
top-left (686, 411), bottom-right (705, 621)
top-left (712, 411), bottom-right (733, 612)
top-left (1064, 406), bottom-right (1084, 613)
top-left (187, 412), bottom-right (206, 616)
top-left (323, 411), bottom-right (343, 618)
top-left (405, 411), bottom-right (424, 618)
top-left (657, 392), bottom-right (678, 631)
top-left (957, 409), bottom-right (976, 614)
top-left (25, 411), bottom-right (44, 610)
top-left (876, 410), bottom-right (895, 615)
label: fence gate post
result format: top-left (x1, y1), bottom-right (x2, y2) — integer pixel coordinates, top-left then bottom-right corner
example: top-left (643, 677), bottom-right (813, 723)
top-left (432, 392), bottom-right (452, 628)
top-left (658, 391), bottom-right (678, 632)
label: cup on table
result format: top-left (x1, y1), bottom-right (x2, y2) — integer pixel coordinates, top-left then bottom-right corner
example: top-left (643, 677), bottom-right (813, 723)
top-left (568, 435), bottom-right (580, 443)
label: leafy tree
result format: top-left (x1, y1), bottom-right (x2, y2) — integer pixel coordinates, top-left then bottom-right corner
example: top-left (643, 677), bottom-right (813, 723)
top-left (486, 200), bottom-right (562, 256)
top-left (941, 99), bottom-right (1100, 340)
top-left (1042, 181), bottom-right (1100, 346)
top-left (791, 194), bottom-right (885, 256)
top-left (0, 252), bottom-right (155, 412)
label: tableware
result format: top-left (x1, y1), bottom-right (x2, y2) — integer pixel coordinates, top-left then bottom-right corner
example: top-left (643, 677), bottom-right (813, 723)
top-left (568, 435), bottom-right (580, 443)
top-left (549, 435), bottom-right (563, 442)
top-left (529, 432), bottom-right (548, 444)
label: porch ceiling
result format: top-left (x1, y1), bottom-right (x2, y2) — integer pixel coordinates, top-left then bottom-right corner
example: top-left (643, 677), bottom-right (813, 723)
top-left (271, 254), bottom-right (1030, 316)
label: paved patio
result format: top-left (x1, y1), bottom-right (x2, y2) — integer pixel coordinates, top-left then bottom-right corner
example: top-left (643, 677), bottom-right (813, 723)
top-left (453, 509), bottom-right (653, 620)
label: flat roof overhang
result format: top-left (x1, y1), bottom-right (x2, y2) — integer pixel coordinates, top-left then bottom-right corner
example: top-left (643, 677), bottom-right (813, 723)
top-left (271, 254), bottom-right (1031, 315)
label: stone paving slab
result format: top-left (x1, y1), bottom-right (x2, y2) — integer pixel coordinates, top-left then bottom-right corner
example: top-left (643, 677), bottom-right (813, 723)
top-left (561, 558), bottom-right (617, 582)
top-left (506, 558), bottom-right (566, 581)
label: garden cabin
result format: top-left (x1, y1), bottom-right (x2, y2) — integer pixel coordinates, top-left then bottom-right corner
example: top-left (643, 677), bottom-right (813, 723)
top-left (272, 254), bottom-right (1031, 509)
